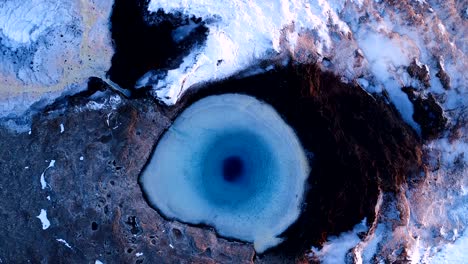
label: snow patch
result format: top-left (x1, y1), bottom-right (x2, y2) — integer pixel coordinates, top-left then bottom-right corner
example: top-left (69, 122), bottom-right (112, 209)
top-left (37, 209), bottom-right (50, 230)
top-left (81, 95), bottom-right (122, 112)
top-left (40, 160), bottom-right (55, 190)
top-left (56, 239), bottom-right (72, 249)
top-left (432, 231), bottom-right (468, 263)
top-left (311, 219), bottom-right (368, 263)
top-left (356, 32), bottom-right (420, 132)
top-left (60, 123), bottom-right (64, 133)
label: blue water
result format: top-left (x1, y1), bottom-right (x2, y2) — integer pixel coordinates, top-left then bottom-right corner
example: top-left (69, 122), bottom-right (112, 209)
top-left (196, 129), bottom-right (277, 209)
top-left (140, 94), bottom-right (310, 252)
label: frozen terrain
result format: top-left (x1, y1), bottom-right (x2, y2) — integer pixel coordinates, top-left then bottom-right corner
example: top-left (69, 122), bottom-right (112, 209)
top-left (0, 0), bottom-right (113, 118)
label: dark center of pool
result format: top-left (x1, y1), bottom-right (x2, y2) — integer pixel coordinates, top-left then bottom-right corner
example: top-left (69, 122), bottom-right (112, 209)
top-left (222, 156), bottom-right (244, 182)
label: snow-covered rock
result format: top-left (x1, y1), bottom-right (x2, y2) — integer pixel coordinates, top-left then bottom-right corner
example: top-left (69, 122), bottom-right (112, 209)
top-left (144, 0), bottom-right (467, 133)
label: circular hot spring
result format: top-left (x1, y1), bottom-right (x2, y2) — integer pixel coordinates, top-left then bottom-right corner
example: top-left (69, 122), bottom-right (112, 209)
top-left (140, 93), bottom-right (310, 253)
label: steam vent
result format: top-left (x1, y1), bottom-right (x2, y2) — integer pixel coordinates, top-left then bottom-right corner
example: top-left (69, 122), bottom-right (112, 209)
top-left (0, 0), bottom-right (466, 263)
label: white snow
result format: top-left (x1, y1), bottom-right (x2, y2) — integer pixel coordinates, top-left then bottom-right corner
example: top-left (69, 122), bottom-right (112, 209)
top-left (40, 160), bottom-right (55, 190)
top-left (60, 124), bottom-right (64, 133)
top-left (36, 209), bottom-right (50, 230)
top-left (172, 20), bottom-right (199, 43)
top-left (145, 0), bottom-right (350, 104)
top-left (356, 31), bottom-right (420, 131)
top-left (56, 239), bottom-right (72, 249)
top-left (81, 95), bottom-right (122, 113)
top-left (79, 156), bottom-right (84, 161)
top-left (47, 196), bottom-right (51, 201)
top-left (311, 219), bottom-right (368, 263)
top-left (0, 1), bottom-right (72, 46)
top-left (135, 252), bottom-right (143, 257)
top-left (404, 136), bottom-right (468, 263)
top-left (169, 244), bottom-right (174, 249)
top-left (95, 261), bottom-right (104, 264)
top-left (431, 231), bottom-right (468, 263)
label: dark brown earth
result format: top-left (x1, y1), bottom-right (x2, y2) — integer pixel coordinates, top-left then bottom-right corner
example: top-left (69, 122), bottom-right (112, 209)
top-left (0, 63), bottom-right (431, 263)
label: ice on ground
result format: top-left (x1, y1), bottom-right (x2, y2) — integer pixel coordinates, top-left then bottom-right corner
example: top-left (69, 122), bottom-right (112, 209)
top-left (40, 160), bottom-right (56, 190)
top-left (37, 209), bottom-right (50, 230)
top-left (310, 219), bottom-right (368, 263)
top-left (56, 239), bottom-right (72, 249)
top-left (431, 231), bottom-right (468, 263)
